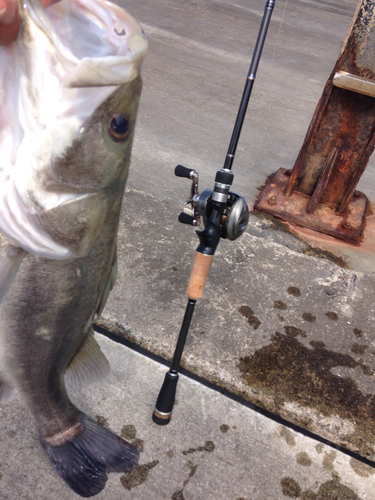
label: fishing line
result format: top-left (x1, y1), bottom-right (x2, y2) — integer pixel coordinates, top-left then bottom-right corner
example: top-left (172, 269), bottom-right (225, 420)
top-left (271, 0), bottom-right (288, 66)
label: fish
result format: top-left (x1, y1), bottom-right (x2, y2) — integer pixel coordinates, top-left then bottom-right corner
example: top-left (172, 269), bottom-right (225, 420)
top-left (0, 0), bottom-right (147, 496)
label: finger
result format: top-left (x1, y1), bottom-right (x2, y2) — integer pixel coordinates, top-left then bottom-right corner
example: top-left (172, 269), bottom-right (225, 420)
top-left (0, 8), bottom-right (19, 45)
top-left (0, 0), bottom-right (17, 24)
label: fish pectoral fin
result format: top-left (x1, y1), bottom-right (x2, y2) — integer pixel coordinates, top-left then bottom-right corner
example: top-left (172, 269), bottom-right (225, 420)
top-left (39, 412), bottom-right (139, 497)
top-left (0, 379), bottom-right (15, 403)
top-left (64, 330), bottom-right (110, 391)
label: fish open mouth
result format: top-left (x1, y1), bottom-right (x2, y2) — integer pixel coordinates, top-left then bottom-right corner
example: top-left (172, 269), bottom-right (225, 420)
top-left (24, 0), bottom-right (148, 87)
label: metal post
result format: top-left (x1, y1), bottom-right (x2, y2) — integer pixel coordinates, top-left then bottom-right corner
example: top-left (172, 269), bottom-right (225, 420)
top-left (255, 0), bottom-right (375, 244)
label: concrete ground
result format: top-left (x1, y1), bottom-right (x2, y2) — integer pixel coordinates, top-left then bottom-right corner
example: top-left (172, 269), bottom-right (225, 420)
top-left (1, 335), bottom-right (375, 500)
top-left (93, 0), bottom-right (375, 461)
top-left (2, 0), bottom-right (375, 498)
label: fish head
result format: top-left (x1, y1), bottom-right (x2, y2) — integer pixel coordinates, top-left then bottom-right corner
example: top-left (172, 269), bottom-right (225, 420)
top-left (48, 75), bottom-right (142, 193)
top-left (0, 0), bottom-right (147, 259)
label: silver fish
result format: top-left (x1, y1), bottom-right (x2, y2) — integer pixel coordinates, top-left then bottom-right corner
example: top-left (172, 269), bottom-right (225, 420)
top-left (0, 0), bottom-right (147, 496)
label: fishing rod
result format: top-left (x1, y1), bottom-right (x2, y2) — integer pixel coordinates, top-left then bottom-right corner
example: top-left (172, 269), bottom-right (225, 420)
top-left (152, 0), bottom-right (275, 425)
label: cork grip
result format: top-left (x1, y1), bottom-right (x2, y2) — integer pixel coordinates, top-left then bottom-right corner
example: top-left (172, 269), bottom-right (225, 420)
top-left (186, 252), bottom-right (214, 300)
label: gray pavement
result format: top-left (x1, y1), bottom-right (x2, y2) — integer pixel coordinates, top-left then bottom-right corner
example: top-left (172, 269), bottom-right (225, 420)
top-left (1, 335), bottom-right (375, 500)
top-left (98, 185), bottom-right (375, 462)
top-left (98, 0), bottom-right (375, 463)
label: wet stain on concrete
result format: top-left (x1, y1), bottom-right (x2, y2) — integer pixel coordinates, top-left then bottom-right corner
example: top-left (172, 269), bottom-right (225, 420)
top-left (238, 330), bottom-right (375, 457)
top-left (184, 460), bottom-right (197, 485)
top-left (120, 460), bottom-right (159, 490)
top-left (171, 461), bottom-right (199, 500)
top-left (284, 325), bottom-right (307, 338)
top-left (349, 457), bottom-right (375, 477)
top-left (281, 475), bottom-right (361, 499)
top-left (326, 311), bottom-right (339, 321)
top-left (182, 440), bottom-right (215, 455)
top-left (95, 415), bottom-right (108, 427)
top-left (302, 247), bottom-right (347, 268)
top-left (287, 287), bottom-right (301, 297)
top-left (171, 490), bottom-right (185, 500)
top-left (131, 438), bottom-right (144, 452)
top-left (302, 312), bottom-right (316, 323)
top-left (7, 430), bottom-right (16, 437)
top-left (278, 314), bottom-right (285, 322)
top-left (171, 491), bottom-right (185, 500)
top-left (315, 444), bottom-right (324, 454)
top-left (120, 424), bottom-right (143, 451)
top-left (166, 450), bottom-right (174, 458)
top-left (351, 343), bottom-right (368, 355)
top-left (278, 426), bottom-right (296, 447)
top-left (322, 450), bottom-right (336, 473)
top-left (274, 300), bottom-right (287, 310)
top-left (239, 305), bottom-right (261, 330)
top-left (353, 328), bottom-right (364, 338)
top-left (296, 451), bottom-right (312, 467)
top-left (0, 471), bottom-right (3, 480)
top-left (220, 424), bottom-right (230, 433)
top-left (281, 477), bottom-right (301, 497)
top-left (313, 477), bottom-right (360, 500)
top-left (121, 424), bottom-right (137, 440)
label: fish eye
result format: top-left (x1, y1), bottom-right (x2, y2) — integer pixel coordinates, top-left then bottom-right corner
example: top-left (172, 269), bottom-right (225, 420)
top-left (107, 113), bottom-right (130, 142)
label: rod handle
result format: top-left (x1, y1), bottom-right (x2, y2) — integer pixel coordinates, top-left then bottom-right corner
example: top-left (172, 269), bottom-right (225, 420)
top-left (186, 251), bottom-right (214, 300)
top-left (152, 371), bottom-right (179, 425)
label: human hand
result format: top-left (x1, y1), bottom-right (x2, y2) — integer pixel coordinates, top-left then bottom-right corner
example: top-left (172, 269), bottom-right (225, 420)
top-left (0, 0), bottom-right (57, 46)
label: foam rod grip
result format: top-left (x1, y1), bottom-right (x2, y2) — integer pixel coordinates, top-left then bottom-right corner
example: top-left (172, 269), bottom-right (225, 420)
top-left (186, 251), bottom-right (214, 300)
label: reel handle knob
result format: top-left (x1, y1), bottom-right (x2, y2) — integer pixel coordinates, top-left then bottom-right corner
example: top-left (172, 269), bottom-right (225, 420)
top-left (178, 212), bottom-right (195, 225)
top-left (175, 164), bottom-right (195, 179)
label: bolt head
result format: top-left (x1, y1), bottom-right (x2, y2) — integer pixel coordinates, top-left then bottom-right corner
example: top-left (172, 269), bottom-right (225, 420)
top-left (268, 195), bottom-right (277, 206)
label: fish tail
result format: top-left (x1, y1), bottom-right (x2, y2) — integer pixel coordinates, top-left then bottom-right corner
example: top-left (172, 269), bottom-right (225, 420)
top-left (39, 412), bottom-right (139, 498)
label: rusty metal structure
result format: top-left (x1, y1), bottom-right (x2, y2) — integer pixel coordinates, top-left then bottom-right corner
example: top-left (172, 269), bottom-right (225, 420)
top-left (255, 0), bottom-right (375, 243)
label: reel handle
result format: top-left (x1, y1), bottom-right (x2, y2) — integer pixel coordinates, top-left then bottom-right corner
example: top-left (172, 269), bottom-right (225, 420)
top-left (175, 164), bottom-right (195, 178)
top-left (178, 212), bottom-right (195, 225)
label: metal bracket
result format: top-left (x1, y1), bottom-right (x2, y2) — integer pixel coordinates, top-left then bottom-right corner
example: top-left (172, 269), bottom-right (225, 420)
top-left (254, 168), bottom-right (368, 244)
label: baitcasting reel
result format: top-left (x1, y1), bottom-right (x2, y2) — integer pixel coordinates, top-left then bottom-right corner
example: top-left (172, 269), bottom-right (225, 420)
top-left (175, 164), bottom-right (249, 241)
